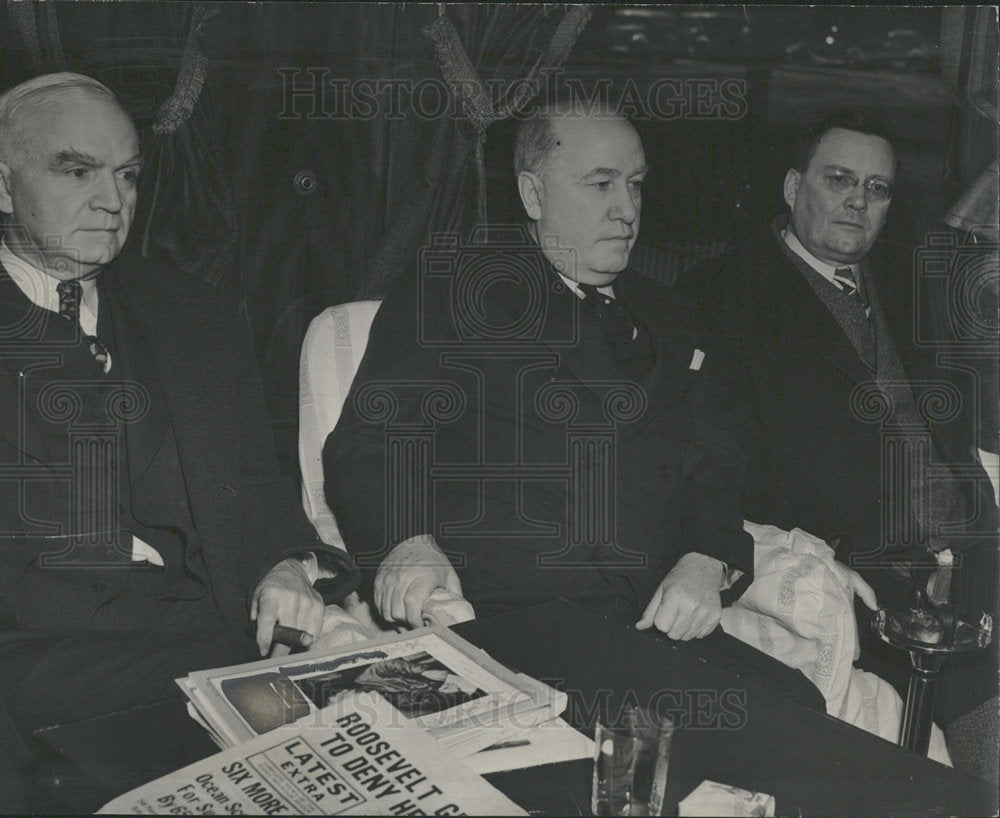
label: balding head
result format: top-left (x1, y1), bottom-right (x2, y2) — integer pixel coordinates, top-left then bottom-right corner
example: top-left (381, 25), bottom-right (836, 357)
top-left (515, 102), bottom-right (646, 286)
top-left (514, 100), bottom-right (628, 181)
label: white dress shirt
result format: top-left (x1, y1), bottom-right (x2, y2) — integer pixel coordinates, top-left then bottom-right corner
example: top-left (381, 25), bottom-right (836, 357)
top-left (1, 242), bottom-right (162, 565)
top-left (781, 228), bottom-right (859, 289)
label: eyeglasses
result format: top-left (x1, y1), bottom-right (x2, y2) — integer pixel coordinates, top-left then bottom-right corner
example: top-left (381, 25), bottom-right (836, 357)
top-left (823, 171), bottom-right (893, 203)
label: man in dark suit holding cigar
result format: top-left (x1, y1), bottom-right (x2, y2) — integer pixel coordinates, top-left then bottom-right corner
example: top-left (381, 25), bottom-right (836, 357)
top-left (0, 72), bottom-right (358, 748)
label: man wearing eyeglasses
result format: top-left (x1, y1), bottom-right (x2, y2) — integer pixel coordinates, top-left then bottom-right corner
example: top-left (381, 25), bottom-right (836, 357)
top-left (683, 110), bottom-right (998, 780)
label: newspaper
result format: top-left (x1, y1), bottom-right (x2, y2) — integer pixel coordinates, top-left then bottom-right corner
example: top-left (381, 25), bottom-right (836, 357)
top-left (99, 692), bottom-right (525, 815)
top-left (465, 717), bottom-right (594, 776)
top-left (179, 626), bottom-right (565, 758)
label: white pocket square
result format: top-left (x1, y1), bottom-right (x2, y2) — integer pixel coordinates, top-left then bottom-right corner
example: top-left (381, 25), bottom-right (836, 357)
top-left (689, 348), bottom-right (705, 371)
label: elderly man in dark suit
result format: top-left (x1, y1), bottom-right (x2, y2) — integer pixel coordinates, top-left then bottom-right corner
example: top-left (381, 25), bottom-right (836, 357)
top-left (682, 110), bottom-right (998, 779)
top-left (0, 72), bottom-right (358, 744)
top-left (324, 101), bottom-right (841, 706)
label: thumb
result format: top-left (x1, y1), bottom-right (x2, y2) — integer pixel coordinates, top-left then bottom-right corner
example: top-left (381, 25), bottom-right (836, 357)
top-left (445, 567), bottom-right (463, 597)
top-left (636, 585), bottom-right (663, 630)
top-left (853, 574), bottom-right (878, 611)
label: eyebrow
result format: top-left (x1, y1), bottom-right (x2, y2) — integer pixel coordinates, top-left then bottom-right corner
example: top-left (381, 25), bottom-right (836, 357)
top-left (52, 149), bottom-right (102, 168)
top-left (51, 150), bottom-right (144, 170)
top-left (822, 164), bottom-right (892, 180)
top-left (581, 164), bottom-right (649, 181)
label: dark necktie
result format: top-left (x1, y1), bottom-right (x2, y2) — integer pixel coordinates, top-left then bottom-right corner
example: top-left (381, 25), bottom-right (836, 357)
top-left (833, 267), bottom-right (862, 303)
top-left (577, 283), bottom-right (637, 346)
top-left (576, 282), bottom-right (653, 381)
top-left (56, 279), bottom-right (111, 372)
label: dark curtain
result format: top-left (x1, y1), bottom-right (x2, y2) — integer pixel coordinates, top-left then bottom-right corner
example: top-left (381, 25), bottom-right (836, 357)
top-left (0, 2), bottom-right (582, 477)
top-left (938, 7), bottom-right (999, 454)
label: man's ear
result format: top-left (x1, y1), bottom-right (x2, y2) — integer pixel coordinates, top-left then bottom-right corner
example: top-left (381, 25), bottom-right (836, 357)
top-left (783, 169), bottom-right (800, 209)
top-left (0, 162), bottom-right (13, 216)
top-left (517, 170), bottom-right (543, 222)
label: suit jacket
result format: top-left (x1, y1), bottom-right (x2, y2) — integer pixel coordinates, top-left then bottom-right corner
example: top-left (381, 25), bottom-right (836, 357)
top-left (681, 224), bottom-right (996, 613)
top-left (0, 248), bottom-right (357, 634)
top-left (324, 237), bottom-right (752, 619)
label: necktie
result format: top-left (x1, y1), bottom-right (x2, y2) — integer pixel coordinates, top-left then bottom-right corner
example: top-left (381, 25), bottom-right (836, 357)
top-left (833, 267), bottom-right (861, 301)
top-left (56, 279), bottom-right (111, 372)
top-left (576, 282), bottom-right (653, 381)
top-left (577, 283), bottom-right (636, 346)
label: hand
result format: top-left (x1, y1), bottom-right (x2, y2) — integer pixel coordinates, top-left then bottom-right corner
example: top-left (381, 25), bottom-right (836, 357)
top-left (374, 534), bottom-right (462, 628)
top-left (636, 552), bottom-right (724, 640)
top-left (421, 588), bottom-right (475, 627)
top-left (252, 557), bottom-right (325, 656)
top-left (831, 560), bottom-right (878, 610)
top-left (311, 603), bottom-right (379, 651)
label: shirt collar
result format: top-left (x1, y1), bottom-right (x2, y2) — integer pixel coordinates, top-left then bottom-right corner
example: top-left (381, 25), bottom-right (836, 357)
top-left (556, 270), bottom-right (616, 301)
top-left (781, 226), bottom-right (858, 287)
top-left (526, 220), bottom-right (618, 300)
top-left (0, 240), bottom-right (100, 319)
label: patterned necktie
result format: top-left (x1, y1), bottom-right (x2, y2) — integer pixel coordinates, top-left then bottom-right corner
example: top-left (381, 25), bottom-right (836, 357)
top-left (577, 283), bottom-right (636, 346)
top-left (833, 267), bottom-right (860, 300)
top-left (56, 278), bottom-right (81, 323)
top-left (56, 279), bottom-right (111, 372)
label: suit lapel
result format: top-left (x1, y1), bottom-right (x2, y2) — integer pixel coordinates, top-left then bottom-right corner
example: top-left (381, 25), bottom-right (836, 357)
top-left (760, 241), bottom-right (873, 386)
top-left (0, 267), bottom-right (72, 466)
top-left (100, 270), bottom-right (171, 499)
top-left (109, 258), bottom-right (248, 523)
top-left (99, 261), bottom-right (214, 529)
top-left (462, 257), bottom-right (690, 440)
top-left (490, 264), bottom-right (625, 391)
top-left (615, 272), bottom-right (688, 414)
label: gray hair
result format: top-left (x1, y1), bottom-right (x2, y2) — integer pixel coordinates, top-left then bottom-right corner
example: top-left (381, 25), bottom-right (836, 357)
top-left (0, 72), bottom-right (120, 162)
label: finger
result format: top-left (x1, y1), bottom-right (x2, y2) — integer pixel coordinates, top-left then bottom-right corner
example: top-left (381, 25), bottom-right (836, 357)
top-left (387, 578), bottom-right (412, 625)
top-left (636, 586), bottom-right (664, 630)
top-left (377, 571), bottom-right (404, 622)
top-left (373, 569), bottom-right (388, 615)
top-left (688, 608), bottom-right (719, 641)
top-left (281, 594), bottom-right (321, 635)
top-left (271, 643), bottom-right (292, 658)
top-left (853, 575), bottom-right (878, 610)
top-left (652, 596), bottom-right (682, 635)
top-left (698, 608), bottom-right (722, 638)
top-left (404, 578), bottom-right (435, 629)
top-left (674, 610), bottom-right (702, 641)
top-left (304, 603), bottom-right (326, 646)
top-left (255, 607), bottom-right (278, 656)
top-left (250, 594), bottom-right (259, 622)
top-left (665, 604), bottom-right (695, 640)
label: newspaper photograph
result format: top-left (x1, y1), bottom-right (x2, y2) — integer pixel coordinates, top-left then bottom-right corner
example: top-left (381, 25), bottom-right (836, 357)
top-left (180, 626), bottom-right (565, 754)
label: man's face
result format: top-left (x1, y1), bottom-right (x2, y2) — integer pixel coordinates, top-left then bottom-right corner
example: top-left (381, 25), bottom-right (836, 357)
top-left (784, 127), bottom-right (894, 267)
top-left (522, 115), bottom-right (647, 286)
top-left (0, 88), bottom-right (141, 279)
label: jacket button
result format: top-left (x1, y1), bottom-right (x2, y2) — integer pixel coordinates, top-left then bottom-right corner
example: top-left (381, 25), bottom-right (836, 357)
top-left (547, 368), bottom-right (561, 382)
top-left (659, 465), bottom-right (671, 479)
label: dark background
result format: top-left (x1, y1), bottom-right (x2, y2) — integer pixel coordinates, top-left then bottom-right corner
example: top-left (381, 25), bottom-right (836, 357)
top-left (1, 3), bottom-right (995, 478)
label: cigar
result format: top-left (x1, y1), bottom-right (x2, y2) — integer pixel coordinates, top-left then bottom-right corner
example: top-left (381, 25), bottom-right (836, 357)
top-left (271, 624), bottom-right (314, 649)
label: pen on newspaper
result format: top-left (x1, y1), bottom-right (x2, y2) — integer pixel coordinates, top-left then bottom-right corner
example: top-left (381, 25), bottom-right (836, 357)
top-left (271, 623), bottom-right (314, 651)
